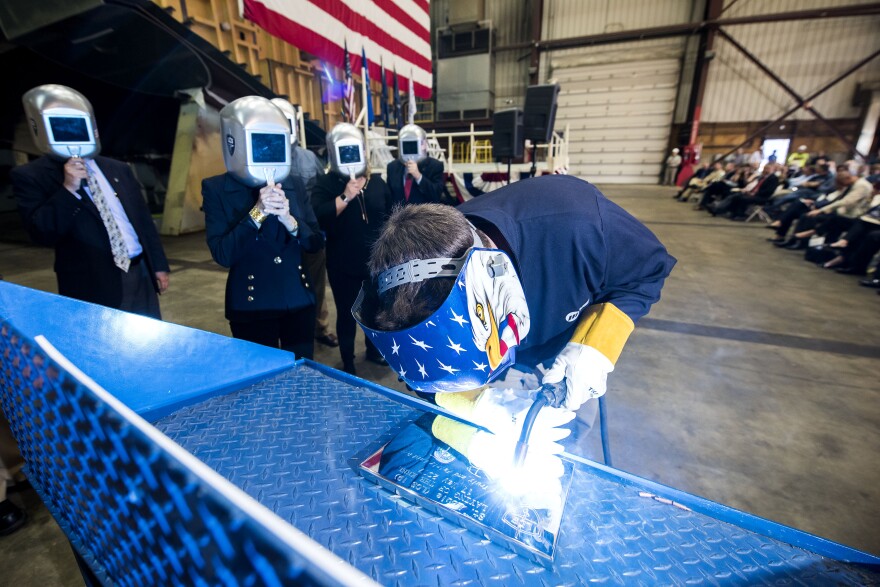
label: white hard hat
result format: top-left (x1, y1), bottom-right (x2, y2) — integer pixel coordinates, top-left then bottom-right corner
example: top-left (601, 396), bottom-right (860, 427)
top-left (672, 148), bottom-right (680, 153)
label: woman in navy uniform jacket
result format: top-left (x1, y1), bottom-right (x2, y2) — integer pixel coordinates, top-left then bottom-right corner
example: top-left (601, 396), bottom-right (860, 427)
top-left (202, 173), bottom-right (324, 359)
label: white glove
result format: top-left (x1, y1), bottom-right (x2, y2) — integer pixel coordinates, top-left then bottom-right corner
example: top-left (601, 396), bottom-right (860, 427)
top-left (470, 387), bottom-right (575, 443)
top-left (542, 343), bottom-right (614, 411)
top-left (467, 430), bottom-right (564, 499)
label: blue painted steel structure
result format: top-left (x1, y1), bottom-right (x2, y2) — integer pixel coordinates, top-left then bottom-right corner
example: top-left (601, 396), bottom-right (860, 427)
top-left (1, 282), bottom-right (878, 585)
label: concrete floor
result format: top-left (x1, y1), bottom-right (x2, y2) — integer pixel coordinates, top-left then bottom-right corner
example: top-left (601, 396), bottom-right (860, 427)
top-left (0, 184), bottom-right (878, 584)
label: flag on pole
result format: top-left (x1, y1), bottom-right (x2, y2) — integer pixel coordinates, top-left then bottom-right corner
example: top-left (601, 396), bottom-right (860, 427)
top-left (393, 66), bottom-right (402, 130)
top-left (380, 58), bottom-right (389, 128)
top-left (342, 40), bottom-right (355, 123)
top-left (361, 46), bottom-right (375, 126)
top-left (408, 69), bottom-right (417, 125)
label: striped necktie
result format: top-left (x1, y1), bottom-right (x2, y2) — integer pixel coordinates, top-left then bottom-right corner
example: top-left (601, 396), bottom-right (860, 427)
top-left (86, 166), bottom-right (131, 273)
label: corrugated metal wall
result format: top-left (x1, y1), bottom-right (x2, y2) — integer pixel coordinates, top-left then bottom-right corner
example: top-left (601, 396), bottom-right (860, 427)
top-left (702, 0), bottom-right (880, 122)
top-left (432, 0), bottom-right (531, 110)
top-left (537, 0), bottom-right (693, 182)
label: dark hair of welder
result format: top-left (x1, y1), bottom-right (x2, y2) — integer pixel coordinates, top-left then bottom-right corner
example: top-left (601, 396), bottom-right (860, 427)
top-left (368, 204), bottom-right (485, 331)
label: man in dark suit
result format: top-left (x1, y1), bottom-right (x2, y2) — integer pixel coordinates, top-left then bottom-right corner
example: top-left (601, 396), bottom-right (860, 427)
top-left (386, 124), bottom-right (445, 206)
top-left (12, 85), bottom-right (169, 319)
top-left (713, 163), bottom-right (780, 220)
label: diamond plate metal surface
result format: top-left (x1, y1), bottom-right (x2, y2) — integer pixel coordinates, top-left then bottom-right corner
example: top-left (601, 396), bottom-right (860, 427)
top-left (0, 322), bottom-right (350, 586)
top-left (156, 365), bottom-right (880, 586)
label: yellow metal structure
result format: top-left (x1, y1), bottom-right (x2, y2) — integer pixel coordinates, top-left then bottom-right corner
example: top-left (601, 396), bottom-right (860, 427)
top-left (153, 0), bottom-right (401, 129)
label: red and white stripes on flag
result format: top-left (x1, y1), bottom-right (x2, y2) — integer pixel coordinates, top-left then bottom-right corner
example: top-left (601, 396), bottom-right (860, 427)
top-left (243, 0), bottom-right (433, 99)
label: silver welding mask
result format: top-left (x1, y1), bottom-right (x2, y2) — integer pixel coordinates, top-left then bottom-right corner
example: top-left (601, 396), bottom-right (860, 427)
top-left (221, 96), bottom-right (291, 187)
top-left (23, 84), bottom-right (101, 159)
top-left (270, 98), bottom-right (298, 147)
top-left (398, 123), bottom-right (427, 164)
top-left (326, 123), bottom-right (367, 178)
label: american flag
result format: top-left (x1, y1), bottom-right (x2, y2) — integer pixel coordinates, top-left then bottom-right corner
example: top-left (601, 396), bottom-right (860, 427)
top-left (342, 41), bottom-right (355, 122)
top-left (243, 0), bottom-right (432, 100)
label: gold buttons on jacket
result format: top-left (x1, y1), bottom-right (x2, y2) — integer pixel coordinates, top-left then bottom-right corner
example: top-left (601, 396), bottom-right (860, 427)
top-left (248, 274), bottom-right (255, 280)
top-left (247, 296), bottom-right (254, 302)
top-left (274, 257), bottom-right (282, 264)
top-left (248, 286), bottom-right (254, 291)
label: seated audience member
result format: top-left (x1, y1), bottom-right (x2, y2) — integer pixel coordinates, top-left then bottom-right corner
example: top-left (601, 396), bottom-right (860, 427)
top-left (773, 171), bottom-right (873, 249)
top-left (808, 150), bottom-right (827, 166)
top-left (697, 164), bottom-right (751, 210)
top-left (749, 147), bottom-right (763, 168)
top-left (711, 163), bottom-right (780, 219)
top-left (765, 163), bottom-right (835, 216)
top-left (821, 183), bottom-right (880, 275)
top-left (677, 161), bottom-right (725, 202)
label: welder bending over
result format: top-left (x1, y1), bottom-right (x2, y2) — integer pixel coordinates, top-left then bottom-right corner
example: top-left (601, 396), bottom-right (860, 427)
top-left (353, 175), bottom-right (675, 466)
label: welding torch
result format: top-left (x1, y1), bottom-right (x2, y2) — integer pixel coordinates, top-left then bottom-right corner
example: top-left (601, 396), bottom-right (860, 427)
top-left (512, 380), bottom-right (567, 468)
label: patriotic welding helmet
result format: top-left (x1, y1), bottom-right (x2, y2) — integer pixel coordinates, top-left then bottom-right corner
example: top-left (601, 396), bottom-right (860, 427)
top-left (353, 241), bottom-right (530, 394)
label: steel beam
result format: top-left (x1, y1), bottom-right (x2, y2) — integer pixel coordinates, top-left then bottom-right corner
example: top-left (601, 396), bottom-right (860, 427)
top-left (717, 28), bottom-right (867, 159)
top-left (715, 48), bottom-right (880, 161)
top-left (529, 0), bottom-right (543, 85)
top-left (685, 0), bottom-right (724, 147)
top-left (495, 3), bottom-right (880, 53)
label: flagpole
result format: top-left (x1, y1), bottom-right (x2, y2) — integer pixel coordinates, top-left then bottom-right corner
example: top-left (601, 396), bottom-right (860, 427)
top-left (358, 56), bottom-right (369, 159)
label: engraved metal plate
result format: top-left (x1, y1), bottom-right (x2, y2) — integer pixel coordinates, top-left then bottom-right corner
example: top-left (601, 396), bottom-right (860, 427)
top-left (359, 414), bottom-right (574, 561)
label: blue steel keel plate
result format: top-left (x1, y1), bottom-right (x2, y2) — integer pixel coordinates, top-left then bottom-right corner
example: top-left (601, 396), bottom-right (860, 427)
top-left (155, 364), bottom-right (880, 586)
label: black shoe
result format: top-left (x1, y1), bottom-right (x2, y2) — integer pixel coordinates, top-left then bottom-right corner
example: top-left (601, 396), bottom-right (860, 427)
top-left (315, 333), bottom-right (339, 347)
top-left (342, 362), bottom-right (357, 376)
top-left (835, 267), bottom-right (866, 275)
top-left (767, 236), bottom-right (786, 243)
top-left (365, 353), bottom-right (388, 366)
top-left (0, 500), bottom-right (26, 536)
top-left (859, 278), bottom-right (880, 288)
top-left (774, 239), bottom-right (794, 248)
top-left (784, 239), bottom-right (807, 250)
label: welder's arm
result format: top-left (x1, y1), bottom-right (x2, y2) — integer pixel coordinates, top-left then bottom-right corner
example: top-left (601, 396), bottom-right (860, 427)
top-left (542, 302), bottom-right (634, 411)
top-left (434, 387), bottom-right (574, 442)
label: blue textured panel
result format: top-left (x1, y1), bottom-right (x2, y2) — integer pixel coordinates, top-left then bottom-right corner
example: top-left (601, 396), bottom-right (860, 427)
top-left (155, 366), bottom-right (880, 586)
top-left (0, 321), bottom-right (372, 586)
top-left (0, 282), bottom-right (297, 420)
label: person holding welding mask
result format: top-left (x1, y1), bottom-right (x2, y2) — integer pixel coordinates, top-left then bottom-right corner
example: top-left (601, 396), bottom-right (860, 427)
top-left (312, 123), bottom-right (393, 375)
top-left (353, 174), bottom-right (675, 465)
top-left (203, 96), bottom-right (323, 359)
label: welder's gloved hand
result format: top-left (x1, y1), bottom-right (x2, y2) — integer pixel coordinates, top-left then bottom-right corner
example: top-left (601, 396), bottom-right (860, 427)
top-left (542, 343), bottom-right (614, 411)
top-left (467, 430), bottom-right (564, 496)
top-left (470, 387), bottom-right (575, 442)
top-left (542, 302), bottom-right (635, 411)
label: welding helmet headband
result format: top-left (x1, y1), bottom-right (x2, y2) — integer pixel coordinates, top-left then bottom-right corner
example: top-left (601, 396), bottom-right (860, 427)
top-left (353, 234), bottom-right (530, 394)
